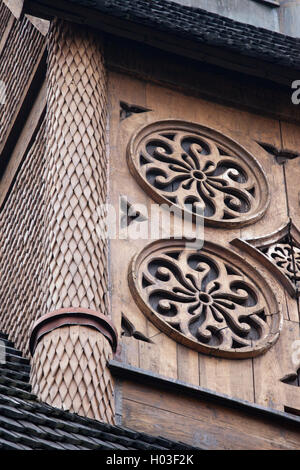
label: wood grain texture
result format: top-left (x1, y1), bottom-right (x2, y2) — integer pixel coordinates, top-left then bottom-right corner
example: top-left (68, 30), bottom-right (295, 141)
top-left (280, 122), bottom-right (300, 229)
top-left (139, 333), bottom-right (178, 379)
top-left (284, 290), bottom-right (299, 324)
top-left (25, 15), bottom-right (49, 36)
top-left (2, 0), bottom-right (23, 19)
top-left (231, 222), bottom-right (299, 299)
top-left (177, 344), bottom-right (200, 386)
top-left (253, 319), bottom-right (300, 411)
top-left (199, 355), bottom-right (254, 403)
top-left (121, 380), bottom-right (300, 450)
top-left (106, 36), bottom-right (300, 124)
top-left (0, 2), bottom-right (11, 41)
top-left (109, 71), bottom-right (299, 412)
top-left (126, 119), bottom-right (270, 228)
top-left (0, 6), bottom-right (13, 56)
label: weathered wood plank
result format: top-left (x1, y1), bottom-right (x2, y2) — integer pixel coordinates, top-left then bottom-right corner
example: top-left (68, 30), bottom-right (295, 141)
top-left (3, 0), bottom-right (23, 20)
top-left (139, 333), bottom-right (178, 379)
top-left (280, 121), bottom-right (300, 228)
top-left (199, 356), bottom-right (254, 403)
top-left (177, 344), bottom-right (200, 387)
top-left (253, 319), bottom-right (300, 411)
top-left (121, 380), bottom-right (300, 449)
top-left (108, 71), bottom-right (297, 413)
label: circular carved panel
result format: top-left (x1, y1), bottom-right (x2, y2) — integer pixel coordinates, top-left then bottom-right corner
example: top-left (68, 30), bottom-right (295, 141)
top-left (127, 120), bottom-right (269, 227)
top-left (129, 240), bottom-right (281, 358)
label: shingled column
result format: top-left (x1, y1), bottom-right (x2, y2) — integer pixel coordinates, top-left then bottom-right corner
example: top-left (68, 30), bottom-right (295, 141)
top-left (29, 19), bottom-right (118, 424)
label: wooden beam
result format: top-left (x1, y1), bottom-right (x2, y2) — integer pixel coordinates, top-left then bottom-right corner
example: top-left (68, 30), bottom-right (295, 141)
top-left (109, 360), bottom-right (300, 428)
top-left (25, 14), bottom-right (49, 36)
top-left (3, 0), bottom-right (24, 19)
top-left (253, 0), bottom-right (279, 6)
top-left (121, 380), bottom-right (300, 449)
top-left (23, 0), bottom-right (299, 87)
top-left (106, 36), bottom-right (300, 125)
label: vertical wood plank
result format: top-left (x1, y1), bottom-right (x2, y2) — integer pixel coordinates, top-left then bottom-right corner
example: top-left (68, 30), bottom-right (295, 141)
top-left (177, 344), bottom-right (200, 386)
top-left (253, 319), bottom-right (300, 411)
top-left (120, 337), bottom-right (140, 368)
top-left (280, 121), bottom-right (300, 228)
top-left (199, 356), bottom-right (254, 402)
top-left (285, 290), bottom-right (299, 323)
top-left (139, 332), bottom-right (178, 379)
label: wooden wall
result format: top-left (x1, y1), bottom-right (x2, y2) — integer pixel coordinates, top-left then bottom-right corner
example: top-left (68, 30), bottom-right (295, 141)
top-left (108, 71), bottom-right (300, 416)
top-left (120, 379), bottom-right (300, 450)
top-left (0, 0), bottom-right (299, 444)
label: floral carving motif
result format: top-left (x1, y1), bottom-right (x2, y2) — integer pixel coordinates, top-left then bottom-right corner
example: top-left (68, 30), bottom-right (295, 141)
top-left (129, 241), bottom-right (281, 358)
top-left (263, 243), bottom-right (300, 285)
top-left (127, 121), bottom-right (269, 227)
top-left (232, 222), bottom-right (300, 298)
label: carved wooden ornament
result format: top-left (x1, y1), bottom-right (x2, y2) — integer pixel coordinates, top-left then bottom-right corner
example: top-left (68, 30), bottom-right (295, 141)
top-left (129, 240), bottom-right (282, 358)
top-left (127, 120), bottom-right (270, 227)
top-left (232, 221), bottom-right (300, 298)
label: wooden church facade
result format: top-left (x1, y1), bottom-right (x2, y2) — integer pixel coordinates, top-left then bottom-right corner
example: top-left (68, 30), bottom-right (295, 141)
top-left (0, 0), bottom-right (300, 449)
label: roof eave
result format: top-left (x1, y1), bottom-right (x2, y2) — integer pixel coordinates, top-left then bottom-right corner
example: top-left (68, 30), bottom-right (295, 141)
top-left (20, 0), bottom-right (299, 87)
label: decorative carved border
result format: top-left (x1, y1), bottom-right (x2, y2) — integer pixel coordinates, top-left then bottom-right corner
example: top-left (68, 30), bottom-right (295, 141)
top-left (127, 120), bottom-right (270, 228)
top-left (231, 221), bottom-right (300, 298)
top-left (128, 239), bottom-right (282, 359)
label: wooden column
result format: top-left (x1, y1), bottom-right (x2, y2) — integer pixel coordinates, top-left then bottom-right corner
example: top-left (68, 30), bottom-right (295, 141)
top-left (30, 19), bottom-right (117, 423)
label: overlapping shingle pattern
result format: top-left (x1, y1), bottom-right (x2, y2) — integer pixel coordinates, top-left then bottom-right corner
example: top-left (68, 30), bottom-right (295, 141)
top-left (0, 332), bottom-right (198, 450)
top-left (61, 0), bottom-right (300, 70)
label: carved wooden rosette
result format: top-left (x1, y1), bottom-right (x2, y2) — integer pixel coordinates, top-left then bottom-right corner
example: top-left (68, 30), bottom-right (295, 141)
top-left (30, 19), bottom-right (117, 422)
top-left (129, 240), bottom-right (282, 358)
top-left (127, 120), bottom-right (270, 228)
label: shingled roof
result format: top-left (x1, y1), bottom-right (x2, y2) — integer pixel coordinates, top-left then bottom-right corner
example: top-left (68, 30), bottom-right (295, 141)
top-left (0, 332), bottom-right (197, 450)
top-left (28, 0), bottom-right (300, 71)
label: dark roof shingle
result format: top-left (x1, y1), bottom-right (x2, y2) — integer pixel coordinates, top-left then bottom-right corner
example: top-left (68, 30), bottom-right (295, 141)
top-left (51, 0), bottom-right (300, 70)
top-left (0, 332), bottom-right (198, 450)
